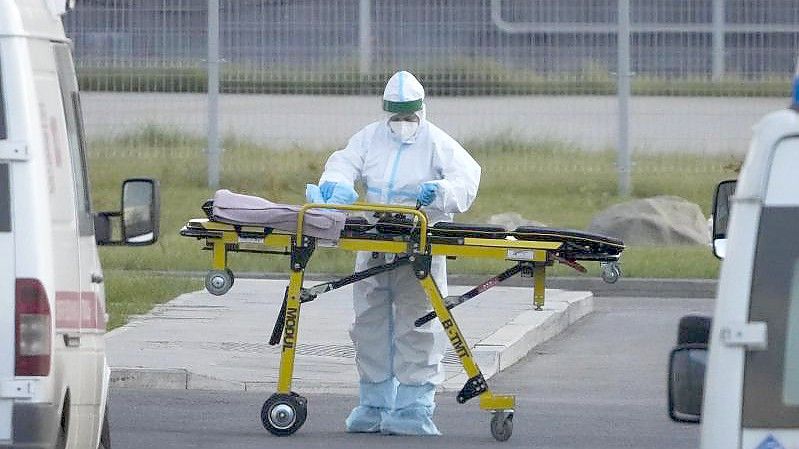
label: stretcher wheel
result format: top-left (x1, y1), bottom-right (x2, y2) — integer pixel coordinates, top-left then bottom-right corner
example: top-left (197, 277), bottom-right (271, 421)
top-left (226, 268), bottom-right (235, 286)
top-left (205, 269), bottom-right (233, 296)
top-left (601, 262), bottom-right (621, 284)
top-left (490, 411), bottom-right (513, 442)
top-left (261, 392), bottom-right (307, 436)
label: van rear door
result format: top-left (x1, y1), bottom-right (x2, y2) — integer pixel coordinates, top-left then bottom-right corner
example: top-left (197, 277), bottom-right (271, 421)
top-left (0, 55), bottom-right (15, 442)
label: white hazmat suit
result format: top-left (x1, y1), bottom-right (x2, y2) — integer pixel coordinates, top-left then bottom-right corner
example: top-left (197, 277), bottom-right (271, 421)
top-left (312, 71), bottom-right (481, 435)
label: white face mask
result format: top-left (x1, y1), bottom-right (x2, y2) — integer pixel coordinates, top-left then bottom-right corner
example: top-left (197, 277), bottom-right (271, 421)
top-left (389, 120), bottom-right (419, 141)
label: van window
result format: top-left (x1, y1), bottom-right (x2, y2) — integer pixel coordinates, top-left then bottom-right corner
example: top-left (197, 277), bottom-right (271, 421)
top-left (53, 44), bottom-right (93, 237)
top-left (743, 207), bottom-right (799, 426)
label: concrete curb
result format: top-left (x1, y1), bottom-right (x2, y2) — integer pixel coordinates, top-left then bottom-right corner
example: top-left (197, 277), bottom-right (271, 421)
top-left (441, 291), bottom-right (593, 391)
top-left (110, 292), bottom-right (594, 392)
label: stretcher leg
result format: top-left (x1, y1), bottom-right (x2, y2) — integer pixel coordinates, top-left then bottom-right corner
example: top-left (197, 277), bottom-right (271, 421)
top-left (261, 270), bottom-right (308, 436)
top-left (205, 239), bottom-right (234, 296)
top-left (416, 273), bottom-right (516, 441)
top-left (533, 263), bottom-right (546, 311)
top-left (276, 269), bottom-right (305, 394)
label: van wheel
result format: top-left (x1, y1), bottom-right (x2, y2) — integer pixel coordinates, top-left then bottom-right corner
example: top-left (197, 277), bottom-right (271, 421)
top-left (98, 406), bottom-right (111, 449)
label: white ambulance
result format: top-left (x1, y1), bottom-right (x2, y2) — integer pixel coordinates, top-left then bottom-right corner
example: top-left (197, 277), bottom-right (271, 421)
top-left (668, 66), bottom-right (799, 447)
top-left (1, 1), bottom-right (160, 448)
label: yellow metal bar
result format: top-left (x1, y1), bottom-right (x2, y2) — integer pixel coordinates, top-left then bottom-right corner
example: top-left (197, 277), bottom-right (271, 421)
top-left (419, 276), bottom-right (481, 378)
top-left (419, 275), bottom-right (516, 411)
top-left (431, 244), bottom-right (548, 261)
top-left (533, 264), bottom-right (546, 310)
top-left (479, 392), bottom-right (515, 411)
top-left (338, 238), bottom-right (408, 254)
top-left (462, 237), bottom-right (562, 250)
top-left (211, 239), bottom-right (226, 270)
top-left (297, 203), bottom-right (429, 248)
top-left (263, 234), bottom-right (292, 248)
top-left (276, 270), bottom-right (305, 393)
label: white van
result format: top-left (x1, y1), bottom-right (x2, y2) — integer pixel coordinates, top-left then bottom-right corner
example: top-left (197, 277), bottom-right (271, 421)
top-left (1, 1), bottom-right (159, 448)
top-left (668, 67), bottom-right (799, 447)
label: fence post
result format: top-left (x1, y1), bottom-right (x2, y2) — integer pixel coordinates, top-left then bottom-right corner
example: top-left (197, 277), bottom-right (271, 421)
top-left (617, 0), bottom-right (632, 197)
top-left (712, 0), bottom-right (725, 81)
top-left (207, 0), bottom-right (221, 189)
top-left (359, 0), bottom-right (372, 79)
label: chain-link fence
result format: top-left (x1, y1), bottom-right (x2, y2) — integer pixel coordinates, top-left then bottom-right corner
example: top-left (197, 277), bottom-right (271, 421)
top-left (68, 2), bottom-right (797, 270)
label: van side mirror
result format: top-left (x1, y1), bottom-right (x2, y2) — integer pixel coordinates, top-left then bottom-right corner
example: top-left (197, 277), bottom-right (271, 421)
top-left (95, 178), bottom-right (160, 246)
top-left (668, 345), bottom-right (707, 423)
top-left (712, 179), bottom-right (736, 259)
top-left (668, 314), bottom-right (711, 423)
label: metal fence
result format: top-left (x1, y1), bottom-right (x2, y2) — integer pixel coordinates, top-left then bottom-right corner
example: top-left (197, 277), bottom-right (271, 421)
top-left (67, 0), bottom-right (799, 94)
top-left (64, 1), bottom-right (798, 199)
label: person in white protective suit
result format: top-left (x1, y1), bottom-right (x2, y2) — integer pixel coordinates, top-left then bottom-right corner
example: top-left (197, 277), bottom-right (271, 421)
top-left (306, 70), bottom-right (481, 435)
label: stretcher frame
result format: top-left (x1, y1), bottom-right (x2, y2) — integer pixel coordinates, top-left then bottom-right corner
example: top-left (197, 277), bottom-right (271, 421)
top-left (180, 202), bottom-right (624, 440)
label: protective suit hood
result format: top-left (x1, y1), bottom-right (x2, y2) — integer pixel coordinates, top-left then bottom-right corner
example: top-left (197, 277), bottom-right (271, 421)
top-left (383, 71), bottom-right (427, 142)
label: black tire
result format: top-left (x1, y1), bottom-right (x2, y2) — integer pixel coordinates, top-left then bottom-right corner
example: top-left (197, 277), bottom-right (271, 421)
top-left (260, 393), bottom-right (307, 436)
top-left (98, 405), bottom-right (111, 449)
top-left (225, 268), bottom-right (235, 287)
top-left (490, 412), bottom-right (513, 442)
top-left (205, 270), bottom-right (233, 296)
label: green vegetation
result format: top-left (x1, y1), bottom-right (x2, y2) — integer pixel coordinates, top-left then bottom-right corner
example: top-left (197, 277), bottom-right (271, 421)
top-left (103, 270), bottom-right (201, 329)
top-left (90, 127), bottom-right (735, 278)
top-left (77, 67), bottom-right (791, 98)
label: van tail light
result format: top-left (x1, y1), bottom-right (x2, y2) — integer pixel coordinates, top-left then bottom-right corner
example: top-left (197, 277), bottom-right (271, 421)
top-left (15, 279), bottom-right (52, 376)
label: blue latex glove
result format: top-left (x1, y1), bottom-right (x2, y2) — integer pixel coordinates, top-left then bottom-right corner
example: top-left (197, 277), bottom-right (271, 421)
top-left (416, 182), bottom-right (438, 206)
top-left (320, 182), bottom-right (337, 202)
top-left (327, 183), bottom-right (359, 205)
top-left (305, 184), bottom-right (324, 203)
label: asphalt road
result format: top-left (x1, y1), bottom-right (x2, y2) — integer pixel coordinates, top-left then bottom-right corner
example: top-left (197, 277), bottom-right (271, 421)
top-left (108, 296), bottom-right (712, 449)
top-left (83, 92), bottom-right (782, 154)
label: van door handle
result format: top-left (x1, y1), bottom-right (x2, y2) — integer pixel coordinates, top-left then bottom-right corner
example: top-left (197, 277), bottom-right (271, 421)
top-left (720, 322), bottom-right (768, 351)
top-left (63, 333), bottom-right (81, 348)
top-left (91, 273), bottom-right (104, 284)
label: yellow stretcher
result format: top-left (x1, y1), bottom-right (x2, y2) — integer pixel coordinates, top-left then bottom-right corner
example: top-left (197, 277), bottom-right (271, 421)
top-left (180, 202), bottom-right (624, 441)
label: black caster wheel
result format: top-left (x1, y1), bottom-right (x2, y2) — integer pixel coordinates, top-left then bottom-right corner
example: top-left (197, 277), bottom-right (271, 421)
top-left (261, 392), bottom-right (307, 436)
top-left (601, 262), bottom-right (621, 284)
top-left (225, 268), bottom-right (235, 286)
top-left (205, 270), bottom-right (233, 296)
top-left (490, 411), bottom-right (513, 442)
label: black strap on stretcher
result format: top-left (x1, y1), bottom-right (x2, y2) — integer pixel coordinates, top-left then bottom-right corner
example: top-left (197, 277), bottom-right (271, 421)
top-left (269, 255), bottom-right (412, 346)
top-left (414, 263), bottom-right (527, 327)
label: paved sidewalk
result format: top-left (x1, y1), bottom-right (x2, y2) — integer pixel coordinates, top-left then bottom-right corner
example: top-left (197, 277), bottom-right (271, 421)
top-left (107, 279), bottom-right (592, 393)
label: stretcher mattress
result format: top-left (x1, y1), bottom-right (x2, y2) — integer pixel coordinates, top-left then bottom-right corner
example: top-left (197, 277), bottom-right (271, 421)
top-left (210, 190), bottom-right (346, 240)
top-left (192, 197), bottom-right (624, 258)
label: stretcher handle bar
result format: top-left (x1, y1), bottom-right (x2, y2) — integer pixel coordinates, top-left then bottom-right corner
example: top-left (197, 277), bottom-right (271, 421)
top-left (297, 203), bottom-right (429, 249)
top-left (415, 263), bottom-right (525, 327)
top-left (302, 255), bottom-right (412, 301)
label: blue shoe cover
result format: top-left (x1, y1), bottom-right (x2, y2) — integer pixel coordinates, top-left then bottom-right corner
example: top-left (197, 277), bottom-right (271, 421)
top-left (380, 383), bottom-right (441, 436)
top-left (345, 406), bottom-right (384, 433)
top-left (380, 407), bottom-right (440, 435)
top-left (345, 379), bottom-right (397, 433)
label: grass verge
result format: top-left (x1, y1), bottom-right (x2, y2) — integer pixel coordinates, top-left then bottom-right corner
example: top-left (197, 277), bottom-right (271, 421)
top-left (104, 270), bottom-right (202, 330)
top-left (77, 67), bottom-right (791, 98)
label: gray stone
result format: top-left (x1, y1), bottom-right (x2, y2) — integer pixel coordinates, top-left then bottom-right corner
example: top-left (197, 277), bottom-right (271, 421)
top-left (488, 212), bottom-right (546, 230)
top-left (588, 196), bottom-right (710, 246)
